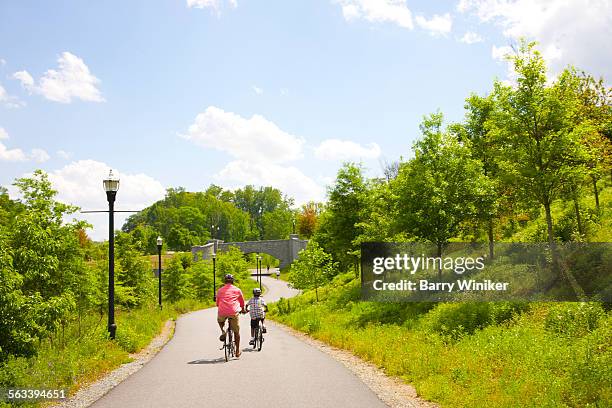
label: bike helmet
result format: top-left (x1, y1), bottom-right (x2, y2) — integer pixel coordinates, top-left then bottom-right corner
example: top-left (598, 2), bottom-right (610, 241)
top-left (253, 288), bottom-right (261, 296)
top-left (224, 274), bottom-right (234, 283)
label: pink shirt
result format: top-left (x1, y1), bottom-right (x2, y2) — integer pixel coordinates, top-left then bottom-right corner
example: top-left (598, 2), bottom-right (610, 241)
top-left (216, 284), bottom-right (245, 317)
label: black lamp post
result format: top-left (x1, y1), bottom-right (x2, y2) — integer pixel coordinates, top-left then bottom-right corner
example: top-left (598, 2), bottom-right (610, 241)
top-left (212, 252), bottom-right (217, 301)
top-left (257, 255), bottom-right (262, 291)
top-left (103, 170), bottom-right (119, 340)
top-left (157, 236), bottom-right (163, 309)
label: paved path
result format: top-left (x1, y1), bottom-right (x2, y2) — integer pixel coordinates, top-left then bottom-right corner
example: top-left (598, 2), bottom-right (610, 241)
top-left (92, 275), bottom-right (386, 408)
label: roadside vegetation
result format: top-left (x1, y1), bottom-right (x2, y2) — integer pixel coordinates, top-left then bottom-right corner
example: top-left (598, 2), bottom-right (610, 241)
top-left (273, 41), bottom-right (611, 407)
top-left (0, 173), bottom-right (257, 406)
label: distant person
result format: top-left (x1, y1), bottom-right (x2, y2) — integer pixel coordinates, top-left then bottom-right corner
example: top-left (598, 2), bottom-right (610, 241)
top-left (216, 274), bottom-right (246, 357)
top-left (267, 264), bottom-right (270, 273)
top-left (276, 269), bottom-right (280, 280)
top-left (246, 287), bottom-right (268, 345)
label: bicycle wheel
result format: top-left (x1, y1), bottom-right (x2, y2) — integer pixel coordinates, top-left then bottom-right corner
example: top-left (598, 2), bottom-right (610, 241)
top-left (257, 322), bottom-right (263, 351)
top-left (224, 328), bottom-right (230, 362)
top-left (228, 328), bottom-right (234, 358)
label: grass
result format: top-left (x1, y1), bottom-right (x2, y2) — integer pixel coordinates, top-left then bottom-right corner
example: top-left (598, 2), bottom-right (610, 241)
top-left (268, 274), bottom-right (611, 408)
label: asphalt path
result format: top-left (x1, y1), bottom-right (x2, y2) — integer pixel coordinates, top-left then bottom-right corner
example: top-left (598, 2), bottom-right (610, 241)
top-left (91, 275), bottom-right (386, 408)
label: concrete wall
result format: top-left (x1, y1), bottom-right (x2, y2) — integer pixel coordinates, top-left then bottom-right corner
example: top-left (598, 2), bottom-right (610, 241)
top-left (191, 234), bottom-right (308, 268)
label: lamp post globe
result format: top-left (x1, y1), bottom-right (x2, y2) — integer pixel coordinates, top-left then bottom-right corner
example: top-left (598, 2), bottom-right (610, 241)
top-left (103, 170), bottom-right (119, 340)
top-left (157, 236), bottom-right (163, 309)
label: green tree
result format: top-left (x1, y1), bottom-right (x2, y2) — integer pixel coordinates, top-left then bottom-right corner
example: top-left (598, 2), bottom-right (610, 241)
top-left (452, 93), bottom-right (504, 258)
top-left (492, 41), bottom-right (588, 256)
top-left (393, 113), bottom-right (494, 271)
top-left (318, 163), bottom-right (367, 268)
top-left (262, 207), bottom-right (293, 239)
top-left (163, 256), bottom-right (193, 303)
top-left (289, 242), bottom-right (338, 301)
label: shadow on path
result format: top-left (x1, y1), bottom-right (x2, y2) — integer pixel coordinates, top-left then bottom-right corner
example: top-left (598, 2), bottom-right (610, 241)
top-left (187, 357), bottom-right (227, 365)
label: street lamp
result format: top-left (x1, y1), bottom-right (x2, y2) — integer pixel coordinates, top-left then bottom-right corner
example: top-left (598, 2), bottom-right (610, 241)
top-left (157, 236), bottom-right (163, 309)
top-left (103, 170), bottom-right (119, 340)
top-left (212, 252), bottom-right (217, 301)
top-left (257, 255), bottom-right (262, 291)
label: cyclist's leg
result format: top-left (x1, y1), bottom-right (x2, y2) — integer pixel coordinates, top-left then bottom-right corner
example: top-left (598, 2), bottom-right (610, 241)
top-left (229, 314), bottom-right (241, 356)
top-left (217, 315), bottom-right (227, 340)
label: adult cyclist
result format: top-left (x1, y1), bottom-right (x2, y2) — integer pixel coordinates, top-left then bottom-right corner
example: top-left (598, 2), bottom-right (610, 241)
top-left (216, 274), bottom-right (246, 357)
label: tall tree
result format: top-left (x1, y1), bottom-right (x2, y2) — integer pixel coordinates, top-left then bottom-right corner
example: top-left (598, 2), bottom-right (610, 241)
top-left (453, 93), bottom-right (502, 258)
top-left (318, 163), bottom-right (367, 267)
top-left (393, 112), bottom-right (494, 274)
top-left (492, 41), bottom-right (588, 258)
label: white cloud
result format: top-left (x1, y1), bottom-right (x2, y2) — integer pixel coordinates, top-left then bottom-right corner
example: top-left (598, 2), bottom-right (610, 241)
top-left (314, 139), bottom-right (381, 161)
top-left (186, 0), bottom-right (237, 14)
top-left (458, 0), bottom-right (612, 78)
top-left (215, 160), bottom-right (325, 204)
top-left (252, 85), bottom-right (263, 95)
top-left (0, 133), bottom-right (27, 162)
top-left (280, 88), bottom-right (289, 96)
top-left (415, 13), bottom-right (452, 35)
top-left (0, 144), bottom-right (26, 161)
top-left (0, 58), bottom-right (6, 66)
top-left (459, 31), bottom-right (484, 44)
top-left (336, 0), bottom-right (414, 29)
top-left (13, 52), bottom-right (104, 103)
top-left (182, 106), bottom-right (304, 163)
top-left (0, 127), bottom-right (52, 163)
top-left (57, 150), bottom-right (71, 160)
top-left (30, 148), bottom-right (50, 163)
top-left (44, 160), bottom-right (165, 241)
top-left (491, 44), bottom-right (513, 61)
top-left (0, 83), bottom-right (25, 108)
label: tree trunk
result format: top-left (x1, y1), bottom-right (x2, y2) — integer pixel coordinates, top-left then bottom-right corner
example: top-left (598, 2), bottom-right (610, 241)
top-left (543, 200), bottom-right (558, 270)
top-left (573, 194), bottom-right (583, 237)
top-left (437, 242), bottom-right (443, 280)
top-left (315, 285), bottom-right (319, 302)
top-left (591, 175), bottom-right (600, 213)
top-left (487, 219), bottom-right (495, 260)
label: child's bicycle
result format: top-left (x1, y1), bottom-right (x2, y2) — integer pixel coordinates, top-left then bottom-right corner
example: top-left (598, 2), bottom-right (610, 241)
top-left (252, 319), bottom-right (264, 351)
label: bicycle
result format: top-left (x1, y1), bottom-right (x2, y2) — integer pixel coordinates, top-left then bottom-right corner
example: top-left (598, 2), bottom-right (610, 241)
top-left (220, 318), bottom-right (236, 362)
top-left (252, 319), bottom-right (264, 351)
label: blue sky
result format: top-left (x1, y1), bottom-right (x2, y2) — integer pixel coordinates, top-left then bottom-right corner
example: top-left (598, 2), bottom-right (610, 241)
top-left (1, 0), bottom-right (610, 239)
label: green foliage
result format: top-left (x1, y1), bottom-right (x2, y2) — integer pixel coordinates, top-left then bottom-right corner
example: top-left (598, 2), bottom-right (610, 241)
top-left (393, 112), bottom-right (495, 252)
top-left (289, 241), bottom-right (338, 301)
top-left (420, 302), bottom-right (528, 340)
top-left (123, 184), bottom-right (293, 252)
top-left (544, 302), bottom-right (605, 337)
top-left (316, 163), bottom-right (367, 267)
top-left (0, 171), bottom-right (87, 359)
top-left (269, 277), bottom-right (611, 408)
top-left (163, 257), bottom-right (193, 303)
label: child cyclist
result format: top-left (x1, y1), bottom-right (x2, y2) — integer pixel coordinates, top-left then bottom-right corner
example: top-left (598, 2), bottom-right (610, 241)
top-left (246, 287), bottom-right (268, 345)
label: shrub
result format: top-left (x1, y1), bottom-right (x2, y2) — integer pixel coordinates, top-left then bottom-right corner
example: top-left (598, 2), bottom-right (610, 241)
top-left (544, 302), bottom-right (605, 337)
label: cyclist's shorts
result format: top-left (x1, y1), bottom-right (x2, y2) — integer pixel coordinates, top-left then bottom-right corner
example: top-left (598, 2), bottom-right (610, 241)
top-left (250, 317), bottom-right (264, 329)
top-left (218, 313), bottom-right (240, 332)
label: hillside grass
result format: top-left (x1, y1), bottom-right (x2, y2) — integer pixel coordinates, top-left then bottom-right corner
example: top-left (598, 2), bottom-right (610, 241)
top-left (269, 274), bottom-right (611, 407)
top-left (268, 184), bottom-right (612, 407)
